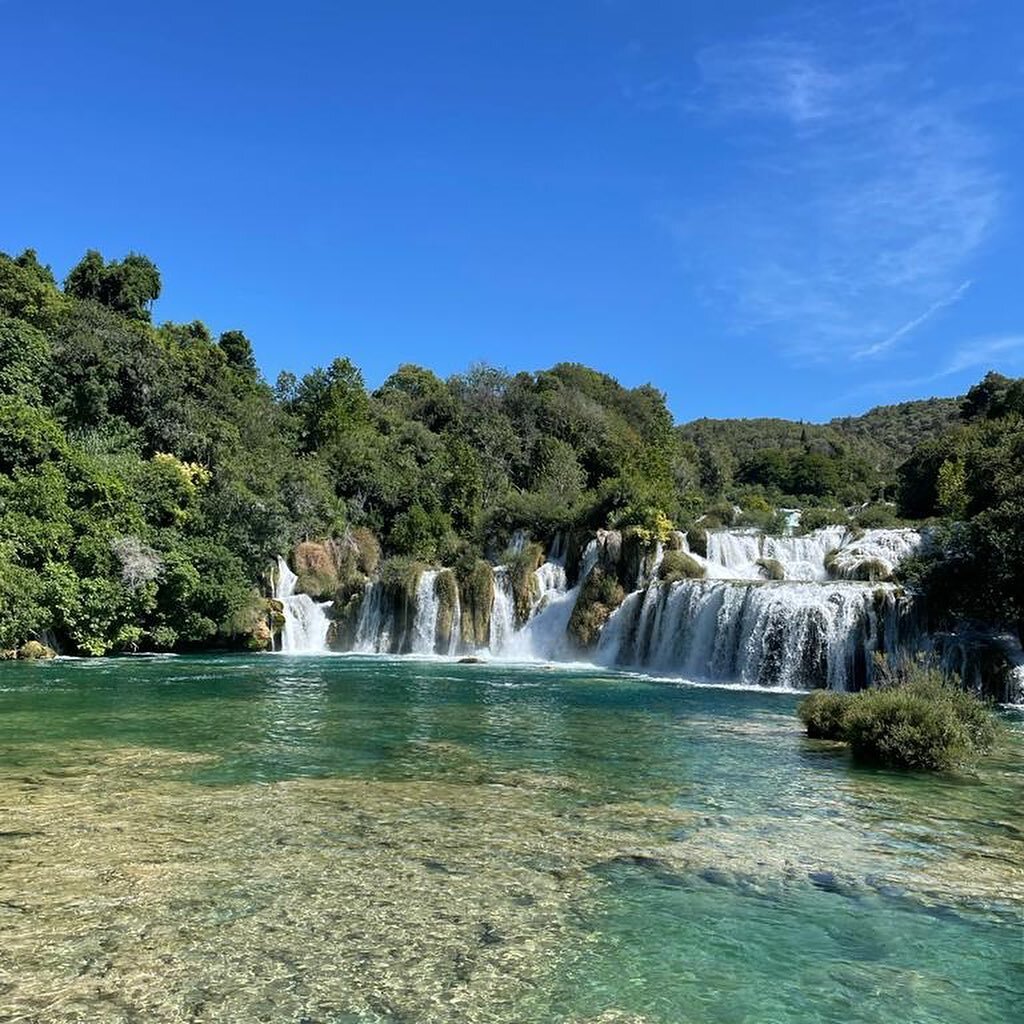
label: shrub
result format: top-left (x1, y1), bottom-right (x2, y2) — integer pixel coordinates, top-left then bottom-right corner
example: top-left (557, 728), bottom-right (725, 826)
top-left (798, 507), bottom-right (847, 533)
top-left (843, 687), bottom-right (972, 771)
top-left (853, 503), bottom-right (898, 529)
top-left (797, 689), bottom-right (850, 739)
top-left (796, 658), bottom-right (1001, 771)
top-left (658, 550), bottom-right (706, 583)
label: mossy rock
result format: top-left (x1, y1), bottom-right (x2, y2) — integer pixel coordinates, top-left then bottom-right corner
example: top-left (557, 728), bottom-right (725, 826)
top-left (292, 541), bottom-right (340, 599)
top-left (563, 529), bottom-right (594, 586)
top-left (665, 531), bottom-right (685, 552)
top-left (686, 527), bottom-right (708, 559)
top-left (619, 528), bottom-right (660, 590)
top-left (567, 567), bottom-right (626, 650)
top-left (245, 619), bottom-right (273, 652)
top-left (18, 640), bottom-right (56, 660)
top-left (756, 557), bottom-right (786, 581)
top-left (267, 598), bottom-right (286, 633)
top-left (378, 557), bottom-right (426, 654)
top-left (849, 558), bottom-right (892, 583)
top-left (1, 648), bottom-right (19, 660)
top-left (505, 542), bottom-right (544, 626)
top-left (823, 548), bottom-right (841, 577)
top-left (434, 569), bottom-right (460, 652)
top-left (658, 550), bottom-right (705, 584)
top-left (326, 582), bottom-right (367, 650)
top-left (334, 527), bottom-right (381, 580)
top-left (457, 559), bottom-right (494, 649)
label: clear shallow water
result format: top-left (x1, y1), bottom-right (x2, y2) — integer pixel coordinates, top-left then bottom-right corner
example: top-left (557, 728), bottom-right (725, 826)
top-left (0, 654), bottom-right (1021, 1023)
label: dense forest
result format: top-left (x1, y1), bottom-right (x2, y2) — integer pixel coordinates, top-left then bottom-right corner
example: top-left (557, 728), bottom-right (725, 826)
top-left (2, 247), bottom-right (1022, 656)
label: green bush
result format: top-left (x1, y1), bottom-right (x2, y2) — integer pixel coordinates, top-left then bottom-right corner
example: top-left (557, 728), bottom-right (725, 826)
top-left (798, 689), bottom-right (851, 739)
top-left (658, 549), bottom-right (706, 583)
top-left (796, 658), bottom-right (1001, 771)
top-left (798, 507), bottom-right (847, 533)
top-left (853, 503), bottom-right (898, 529)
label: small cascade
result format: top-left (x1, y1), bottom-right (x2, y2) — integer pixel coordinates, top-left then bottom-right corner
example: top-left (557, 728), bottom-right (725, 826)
top-left (488, 569), bottom-right (517, 654)
top-left (411, 570), bottom-right (441, 655)
top-left (828, 528), bottom-right (924, 579)
top-left (489, 539), bottom-right (597, 661)
top-left (353, 581), bottom-right (390, 653)
top-left (446, 582), bottom-right (462, 656)
top-left (274, 556), bottom-right (331, 654)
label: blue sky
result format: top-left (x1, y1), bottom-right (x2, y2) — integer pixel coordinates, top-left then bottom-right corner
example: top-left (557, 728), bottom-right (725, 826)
top-left (2, 1), bottom-right (1022, 420)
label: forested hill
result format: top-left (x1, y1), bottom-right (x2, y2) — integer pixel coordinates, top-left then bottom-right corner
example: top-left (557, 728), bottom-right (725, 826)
top-left (679, 397), bottom-right (962, 501)
top-left (1, 246), bottom-right (1021, 656)
top-left (681, 397), bottom-right (961, 475)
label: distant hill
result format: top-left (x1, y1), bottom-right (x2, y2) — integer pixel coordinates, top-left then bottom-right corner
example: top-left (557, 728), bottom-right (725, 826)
top-left (679, 395), bottom-right (962, 472)
top-left (827, 396), bottom-right (962, 463)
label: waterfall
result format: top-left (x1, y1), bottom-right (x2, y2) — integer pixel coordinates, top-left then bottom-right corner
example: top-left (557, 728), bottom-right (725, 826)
top-left (274, 556), bottom-right (331, 654)
top-left (488, 569), bottom-right (518, 654)
top-left (353, 581), bottom-right (392, 653)
top-left (598, 579), bottom-right (911, 691)
top-left (411, 570), bottom-right (441, 655)
top-left (489, 539), bottom-right (597, 661)
top-left (338, 524), bottom-right (943, 691)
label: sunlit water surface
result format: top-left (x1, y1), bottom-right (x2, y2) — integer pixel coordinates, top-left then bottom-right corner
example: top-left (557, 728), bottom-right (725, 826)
top-left (1, 654), bottom-right (1021, 1023)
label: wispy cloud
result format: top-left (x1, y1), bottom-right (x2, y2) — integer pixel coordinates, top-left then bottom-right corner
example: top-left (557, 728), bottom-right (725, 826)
top-left (657, 6), bottom-right (1004, 362)
top-left (942, 334), bottom-right (1024, 376)
top-left (855, 279), bottom-right (972, 359)
top-left (835, 334), bottom-right (1024, 406)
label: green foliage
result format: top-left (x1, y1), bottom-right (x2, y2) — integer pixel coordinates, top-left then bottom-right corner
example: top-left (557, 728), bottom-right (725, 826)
top-left (658, 550), bottom-right (706, 583)
top-left (796, 659), bottom-right (1001, 771)
top-left (852, 503), bottom-right (899, 529)
top-left (798, 507), bottom-right (848, 533)
top-left (567, 567), bottom-right (625, 649)
top-left (896, 378), bottom-right (1024, 639)
top-left (65, 250), bottom-right (161, 321)
top-left (797, 690), bottom-right (849, 740)
top-left (1, 243), bottom-right (1018, 662)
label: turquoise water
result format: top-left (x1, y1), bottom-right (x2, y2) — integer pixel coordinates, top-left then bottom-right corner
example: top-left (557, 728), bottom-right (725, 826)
top-left (1, 654), bottom-right (1021, 1023)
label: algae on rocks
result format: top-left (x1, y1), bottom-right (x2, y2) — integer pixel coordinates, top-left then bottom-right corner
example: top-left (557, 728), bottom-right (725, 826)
top-left (434, 569), bottom-right (460, 652)
top-left (457, 559), bottom-right (494, 649)
top-left (505, 542), bottom-right (544, 627)
top-left (568, 567), bottom-right (626, 651)
top-left (17, 640), bottom-right (56, 660)
top-left (657, 550), bottom-right (705, 584)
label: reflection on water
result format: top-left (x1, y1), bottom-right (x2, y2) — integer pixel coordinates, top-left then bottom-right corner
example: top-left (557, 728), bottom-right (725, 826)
top-left (0, 654), bottom-right (1021, 1023)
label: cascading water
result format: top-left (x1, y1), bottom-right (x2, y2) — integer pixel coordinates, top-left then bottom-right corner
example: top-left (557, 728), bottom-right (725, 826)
top-left (274, 556), bottom-right (332, 654)
top-left (488, 540), bottom-right (597, 661)
top-left (411, 570), bottom-right (441, 655)
top-left (339, 524), bottom-right (942, 691)
top-left (596, 579), bottom-right (911, 690)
